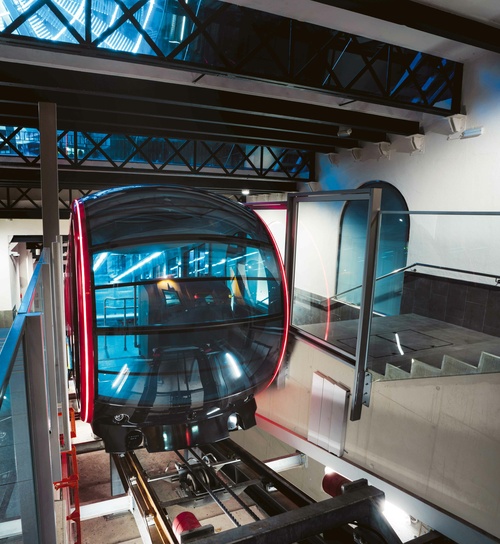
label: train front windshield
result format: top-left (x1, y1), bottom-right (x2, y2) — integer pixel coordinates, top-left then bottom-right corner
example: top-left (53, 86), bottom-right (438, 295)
top-left (92, 240), bottom-right (283, 406)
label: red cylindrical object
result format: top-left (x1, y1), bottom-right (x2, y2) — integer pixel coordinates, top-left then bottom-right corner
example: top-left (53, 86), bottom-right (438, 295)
top-left (322, 472), bottom-right (351, 497)
top-left (172, 511), bottom-right (202, 539)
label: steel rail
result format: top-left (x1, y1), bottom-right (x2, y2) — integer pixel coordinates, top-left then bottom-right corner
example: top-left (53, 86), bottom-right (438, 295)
top-left (187, 447), bottom-right (261, 522)
top-left (174, 449), bottom-right (243, 528)
top-left (112, 451), bottom-right (178, 544)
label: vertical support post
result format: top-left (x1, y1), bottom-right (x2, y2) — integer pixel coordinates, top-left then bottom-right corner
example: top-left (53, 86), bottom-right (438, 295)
top-left (52, 236), bottom-right (71, 450)
top-left (284, 192), bottom-right (299, 324)
top-left (39, 102), bottom-right (60, 249)
top-left (25, 314), bottom-right (58, 544)
top-left (351, 188), bottom-right (382, 420)
top-left (39, 102), bottom-right (63, 479)
top-left (42, 253), bottom-right (63, 482)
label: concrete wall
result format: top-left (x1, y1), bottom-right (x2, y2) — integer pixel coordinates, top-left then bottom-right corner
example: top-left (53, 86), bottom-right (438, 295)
top-left (235, 340), bottom-right (500, 540)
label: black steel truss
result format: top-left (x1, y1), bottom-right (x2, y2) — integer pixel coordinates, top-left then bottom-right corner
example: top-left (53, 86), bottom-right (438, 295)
top-left (0, 128), bottom-right (311, 180)
top-left (0, 0), bottom-right (462, 115)
top-left (315, 0), bottom-right (500, 57)
top-left (0, 178), bottom-right (286, 219)
top-left (0, 61), bottom-right (421, 146)
top-left (0, 186), bottom-right (93, 219)
top-left (0, 126), bottom-right (308, 218)
top-left (0, 54), bottom-right (421, 218)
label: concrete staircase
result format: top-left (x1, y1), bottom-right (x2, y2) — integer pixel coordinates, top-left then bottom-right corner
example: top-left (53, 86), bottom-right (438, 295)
top-left (371, 351), bottom-right (500, 381)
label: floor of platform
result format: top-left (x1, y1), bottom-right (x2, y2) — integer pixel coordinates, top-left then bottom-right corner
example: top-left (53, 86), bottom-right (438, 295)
top-left (74, 420), bottom-right (142, 544)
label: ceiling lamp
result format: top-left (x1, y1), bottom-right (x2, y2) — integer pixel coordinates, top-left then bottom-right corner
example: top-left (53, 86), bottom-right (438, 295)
top-left (447, 114), bottom-right (467, 134)
top-left (378, 142), bottom-right (391, 159)
top-left (337, 127), bottom-right (352, 138)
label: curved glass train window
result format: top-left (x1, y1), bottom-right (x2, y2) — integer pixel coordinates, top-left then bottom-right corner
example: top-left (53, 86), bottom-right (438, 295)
top-left (95, 336), bottom-right (263, 405)
top-left (84, 186), bottom-right (272, 248)
top-left (91, 239), bottom-right (284, 405)
top-left (92, 240), bottom-right (281, 323)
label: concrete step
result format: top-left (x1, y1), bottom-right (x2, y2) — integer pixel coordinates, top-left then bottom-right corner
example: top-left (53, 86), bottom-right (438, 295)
top-left (478, 351), bottom-right (500, 373)
top-left (369, 369), bottom-right (385, 382)
top-left (410, 359), bottom-right (442, 378)
top-left (441, 355), bottom-right (477, 376)
top-left (384, 363), bottom-right (411, 380)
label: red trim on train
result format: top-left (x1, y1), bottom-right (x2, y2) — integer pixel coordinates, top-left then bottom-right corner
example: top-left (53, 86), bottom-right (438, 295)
top-left (256, 211), bottom-right (290, 390)
top-left (73, 199), bottom-right (95, 422)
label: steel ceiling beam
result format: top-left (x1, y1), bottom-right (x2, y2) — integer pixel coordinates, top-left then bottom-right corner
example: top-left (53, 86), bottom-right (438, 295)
top-left (313, 0), bottom-right (500, 55)
top-left (0, 61), bottom-right (420, 146)
top-left (0, 167), bottom-right (299, 191)
top-left (0, 171), bottom-right (297, 220)
top-left (0, 100), bottom-right (365, 153)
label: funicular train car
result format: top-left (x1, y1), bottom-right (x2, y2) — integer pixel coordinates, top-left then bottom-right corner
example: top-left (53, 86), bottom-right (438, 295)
top-left (65, 185), bottom-right (288, 453)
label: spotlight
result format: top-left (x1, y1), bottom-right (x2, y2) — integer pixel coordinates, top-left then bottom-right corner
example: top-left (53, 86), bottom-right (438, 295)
top-left (351, 148), bottom-right (362, 161)
top-left (241, 189), bottom-right (250, 196)
top-left (447, 114), bottom-right (467, 134)
top-left (337, 127), bottom-right (352, 138)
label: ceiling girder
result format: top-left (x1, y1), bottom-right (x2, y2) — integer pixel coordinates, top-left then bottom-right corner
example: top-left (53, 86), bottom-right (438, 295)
top-left (0, 0), bottom-right (462, 115)
top-left (0, 99), bottom-right (371, 153)
top-left (0, 167), bottom-right (299, 191)
top-left (314, 0), bottom-right (500, 55)
top-left (0, 170), bottom-right (298, 220)
top-left (0, 61), bottom-right (420, 144)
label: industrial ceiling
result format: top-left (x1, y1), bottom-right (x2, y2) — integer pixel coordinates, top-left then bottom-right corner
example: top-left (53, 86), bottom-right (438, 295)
top-left (0, 0), bottom-right (499, 217)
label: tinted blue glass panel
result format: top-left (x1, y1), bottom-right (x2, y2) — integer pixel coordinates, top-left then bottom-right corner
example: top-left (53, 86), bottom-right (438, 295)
top-left (84, 185), bottom-right (272, 246)
top-left (83, 186), bottom-right (285, 417)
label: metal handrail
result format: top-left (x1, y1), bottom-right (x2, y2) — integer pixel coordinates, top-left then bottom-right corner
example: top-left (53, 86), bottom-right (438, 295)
top-left (0, 252), bottom-right (46, 406)
top-left (332, 261), bottom-right (499, 301)
top-left (18, 251), bottom-right (46, 314)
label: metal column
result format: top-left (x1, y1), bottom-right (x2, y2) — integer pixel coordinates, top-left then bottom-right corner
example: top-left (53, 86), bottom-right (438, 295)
top-left (39, 102), bottom-right (64, 480)
top-left (39, 102), bottom-right (60, 248)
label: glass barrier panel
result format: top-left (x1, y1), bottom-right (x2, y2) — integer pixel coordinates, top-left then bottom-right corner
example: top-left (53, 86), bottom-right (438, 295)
top-left (369, 212), bottom-right (500, 381)
top-left (0, 342), bottom-right (40, 542)
top-left (290, 195), bottom-right (374, 360)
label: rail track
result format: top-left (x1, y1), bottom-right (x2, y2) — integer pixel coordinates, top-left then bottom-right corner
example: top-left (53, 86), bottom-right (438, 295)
top-left (109, 438), bottom-right (422, 544)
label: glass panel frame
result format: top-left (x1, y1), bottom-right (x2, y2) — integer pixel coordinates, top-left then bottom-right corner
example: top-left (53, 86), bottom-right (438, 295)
top-left (285, 188), bottom-right (381, 420)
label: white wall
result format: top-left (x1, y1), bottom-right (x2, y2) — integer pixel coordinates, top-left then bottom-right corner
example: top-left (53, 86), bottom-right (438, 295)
top-left (0, 219), bottom-right (69, 313)
top-left (314, 50), bottom-right (500, 285)
top-left (318, 51), bottom-right (500, 211)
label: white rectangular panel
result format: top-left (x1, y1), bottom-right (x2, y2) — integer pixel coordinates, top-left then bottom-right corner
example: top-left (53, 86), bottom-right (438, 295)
top-left (308, 372), bottom-right (349, 457)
